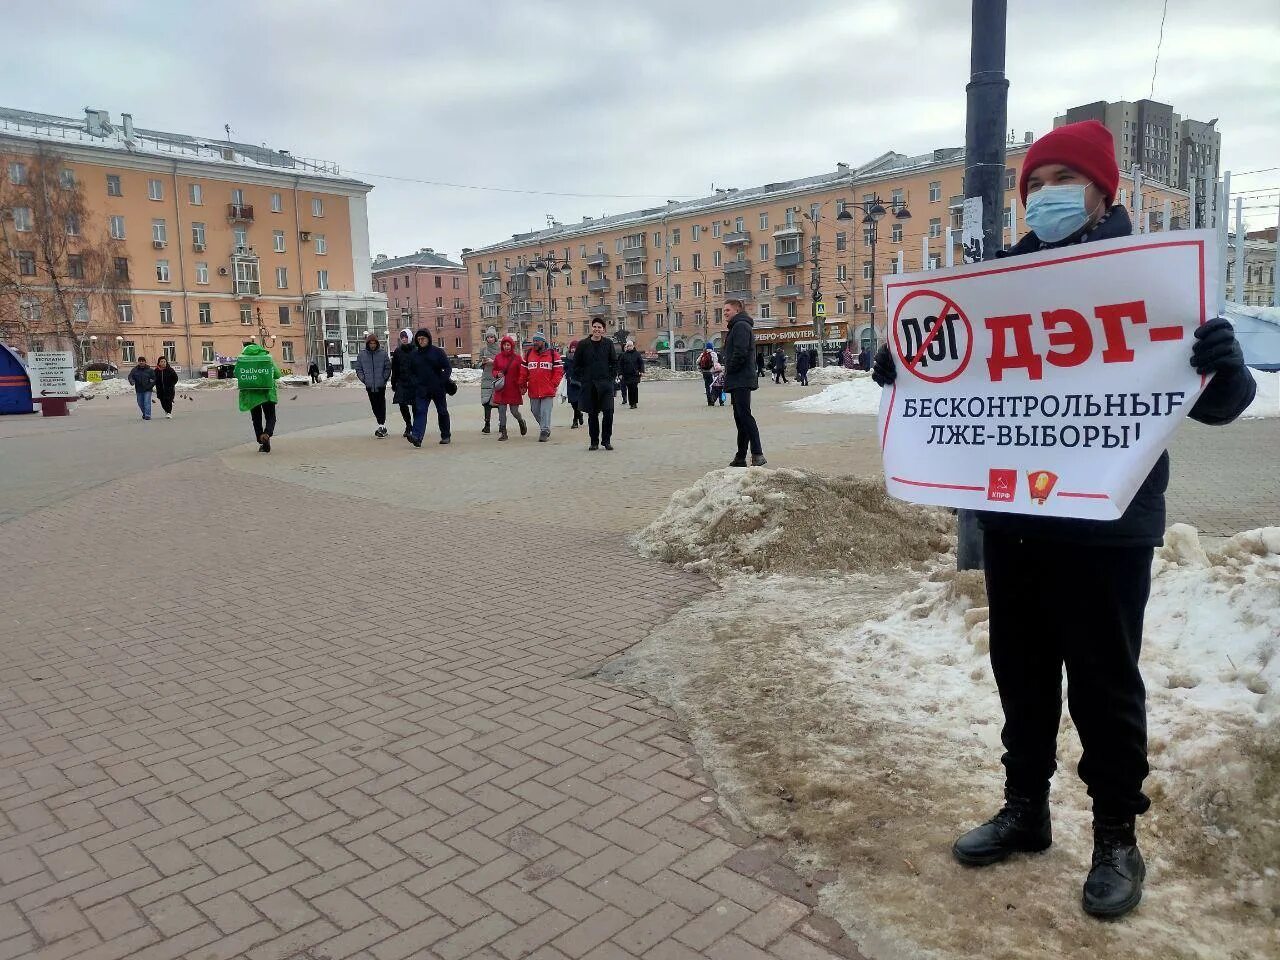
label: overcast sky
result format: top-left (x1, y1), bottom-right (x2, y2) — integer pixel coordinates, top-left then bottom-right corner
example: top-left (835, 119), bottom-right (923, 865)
top-left (6, 1), bottom-right (1278, 260)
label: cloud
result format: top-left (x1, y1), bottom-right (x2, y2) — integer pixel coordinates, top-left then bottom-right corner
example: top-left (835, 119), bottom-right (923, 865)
top-left (3, 0), bottom-right (1276, 260)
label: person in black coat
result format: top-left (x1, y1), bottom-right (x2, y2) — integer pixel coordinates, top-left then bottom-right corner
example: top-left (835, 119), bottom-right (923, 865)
top-left (618, 340), bottom-right (645, 409)
top-left (153, 356), bottom-right (179, 418)
top-left (405, 329), bottom-right (452, 447)
top-left (770, 348), bottom-right (788, 384)
top-left (872, 120), bottom-right (1257, 920)
top-left (722, 300), bottom-right (765, 466)
top-left (755, 349), bottom-right (766, 378)
top-left (563, 339), bottom-right (584, 428)
top-left (307, 360), bottom-right (321, 384)
top-left (572, 318), bottom-right (619, 450)
top-left (389, 329), bottom-right (416, 438)
top-left (795, 348), bottom-right (811, 386)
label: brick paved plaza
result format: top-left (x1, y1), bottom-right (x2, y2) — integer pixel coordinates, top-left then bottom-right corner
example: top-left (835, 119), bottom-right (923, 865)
top-left (2, 380), bottom-right (1276, 960)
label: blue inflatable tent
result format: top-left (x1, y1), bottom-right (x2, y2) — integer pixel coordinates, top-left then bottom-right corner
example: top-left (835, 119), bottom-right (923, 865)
top-left (0, 344), bottom-right (34, 414)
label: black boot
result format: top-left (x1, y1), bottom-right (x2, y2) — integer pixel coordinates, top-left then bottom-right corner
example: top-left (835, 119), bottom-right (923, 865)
top-left (952, 792), bottom-right (1052, 866)
top-left (482, 404), bottom-right (492, 433)
top-left (1082, 817), bottom-right (1144, 919)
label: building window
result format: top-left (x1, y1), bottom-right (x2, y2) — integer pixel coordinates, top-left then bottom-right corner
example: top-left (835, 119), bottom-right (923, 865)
top-left (712, 222), bottom-right (721, 238)
top-left (311, 197), bottom-right (324, 217)
top-left (106, 174), bottom-right (122, 197)
top-left (713, 279), bottom-right (723, 296)
top-left (929, 217), bottom-right (942, 238)
top-left (240, 305), bottom-right (253, 325)
top-left (114, 256), bottom-right (129, 281)
top-left (712, 251), bottom-right (722, 267)
top-left (691, 253), bottom-right (702, 271)
top-left (757, 243), bottom-right (768, 262)
top-left (279, 339), bottom-right (294, 362)
top-left (155, 260), bottom-right (171, 282)
top-left (195, 261), bottom-right (209, 284)
top-left (760, 303), bottom-right (771, 319)
top-left (278, 305), bottom-right (290, 325)
top-left (1004, 168), bottom-right (1016, 190)
top-left (891, 223), bottom-right (903, 243)
top-left (8, 161), bottom-right (27, 184)
top-left (836, 264), bottom-right (847, 281)
top-left (435, 297), bottom-right (443, 308)
top-left (152, 219), bottom-right (167, 245)
top-left (759, 274), bottom-right (770, 292)
top-left (276, 266), bottom-right (288, 289)
top-left (434, 275), bottom-right (442, 288)
top-left (862, 260), bottom-right (873, 280)
top-left (64, 213), bottom-right (80, 236)
top-left (118, 302), bottom-right (134, 324)
top-left (273, 230), bottom-right (286, 253)
top-left (67, 254), bottom-right (85, 279)
top-left (192, 222), bottom-right (206, 248)
top-left (1003, 205), bottom-right (1012, 229)
top-left (672, 228), bottom-right (681, 245)
top-left (271, 192), bottom-right (282, 213)
top-left (159, 301), bottom-right (174, 324)
top-left (59, 169), bottom-right (75, 189)
top-left (148, 178), bottom-right (163, 201)
top-left (231, 188), bottom-right (245, 206)
top-left (758, 212), bottom-right (769, 230)
top-left (189, 182), bottom-right (203, 205)
top-left (315, 234), bottom-right (327, 255)
top-left (692, 224), bottom-right (701, 241)
top-left (787, 300), bottom-right (798, 319)
top-left (836, 296), bottom-right (847, 315)
top-left (317, 269), bottom-right (329, 290)
top-left (891, 188), bottom-right (903, 206)
top-left (12, 206), bottom-right (32, 232)
top-left (835, 232), bottom-right (847, 251)
top-left (72, 298), bottom-right (88, 323)
top-left (120, 340), bottom-right (136, 362)
top-left (862, 294), bottom-right (873, 312)
top-left (16, 250), bottom-right (36, 275)
top-left (201, 341), bottom-right (215, 362)
top-left (198, 302), bottom-right (212, 324)
top-left (929, 181), bottom-right (941, 202)
top-left (453, 276), bottom-right (460, 289)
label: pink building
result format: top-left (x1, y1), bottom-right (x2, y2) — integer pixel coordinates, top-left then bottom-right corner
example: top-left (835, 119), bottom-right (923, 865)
top-left (371, 248), bottom-right (471, 357)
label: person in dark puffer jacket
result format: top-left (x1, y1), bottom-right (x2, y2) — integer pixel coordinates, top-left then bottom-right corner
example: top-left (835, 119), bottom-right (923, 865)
top-left (871, 120), bottom-right (1256, 921)
top-left (405, 329), bottom-right (452, 447)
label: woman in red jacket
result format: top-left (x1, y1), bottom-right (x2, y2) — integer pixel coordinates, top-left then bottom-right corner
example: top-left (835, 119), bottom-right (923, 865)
top-left (490, 335), bottom-right (528, 441)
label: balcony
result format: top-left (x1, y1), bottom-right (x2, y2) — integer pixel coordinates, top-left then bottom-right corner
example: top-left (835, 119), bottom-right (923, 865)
top-left (774, 250), bottom-right (803, 268)
top-left (479, 270), bottom-right (501, 281)
top-left (228, 203), bottom-right (254, 222)
top-left (724, 260), bottom-right (751, 275)
top-left (587, 278), bottom-right (610, 293)
top-left (586, 250), bottom-right (609, 267)
top-left (622, 274), bottom-right (647, 288)
top-left (622, 245), bottom-right (646, 262)
top-left (723, 289), bottom-right (753, 302)
top-left (623, 299), bottom-right (649, 313)
top-left (722, 230), bottom-right (751, 245)
top-left (480, 286), bottom-right (502, 300)
top-left (774, 284), bottom-right (803, 298)
top-left (772, 224), bottom-right (803, 237)
top-left (588, 302), bottom-right (612, 318)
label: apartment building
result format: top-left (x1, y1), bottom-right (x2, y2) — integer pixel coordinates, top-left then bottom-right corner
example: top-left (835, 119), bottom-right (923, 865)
top-left (1228, 231), bottom-right (1277, 307)
top-left (1055, 100), bottom-right (1221, 223)
top-left (0, 105), bottom-right (386, 374)
top-left (372, 248), bottom-right (471, 356)
top-left (463, 140), bottom-right (1186, 363)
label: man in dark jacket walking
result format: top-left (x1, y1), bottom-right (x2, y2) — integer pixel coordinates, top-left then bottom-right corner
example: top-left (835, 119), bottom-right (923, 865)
top-left (389, 329), bottom-right (415, 438)
top-left (572, 318), bottom-right (618, 450)
top-left (755, 349), bottom-right (766, 378)
top-left (722, 300), bottom-right (765, 466)
top-left (127, 357), bottom-right (156, 420)
top-left (872, 120), bottom-right (1256, 920)
top-left (354, 332), bottom-right (392, 438)
top-left (795, 348), bottom-right (811, 386)
top-left (406, 329), bottom-right (452, 447)
top-left (770, 348), bottom-right (788, 384)
top-left (619, 339), bottom-right (644, 409)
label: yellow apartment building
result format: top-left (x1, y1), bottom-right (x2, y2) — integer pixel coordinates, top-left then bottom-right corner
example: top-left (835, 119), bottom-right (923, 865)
top-left (463, 137), bottom-right (1188, 365)
top-left (0, 106), bottom-right (387, 375)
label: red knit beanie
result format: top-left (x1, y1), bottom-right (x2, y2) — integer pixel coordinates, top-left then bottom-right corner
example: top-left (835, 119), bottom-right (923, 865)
top-left (1020, 120), bottom-right (1119, 205)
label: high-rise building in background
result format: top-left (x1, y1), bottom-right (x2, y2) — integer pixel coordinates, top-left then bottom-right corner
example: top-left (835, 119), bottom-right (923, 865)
top-left (1054, 100), bottom-right (1221, 226)
top-left (371, 249), bottom-right (472, 356)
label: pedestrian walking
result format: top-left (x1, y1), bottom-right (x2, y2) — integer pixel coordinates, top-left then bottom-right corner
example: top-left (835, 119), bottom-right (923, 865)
top-left (490, 334), bottom-right (528, 441)
top-left (771, 348), bottom-right (788, 384)
top-left (755, 349), bottom-right (766, 378)
top-left (563, 339), bottom-right (584, 428)
top-left (796, 348), bottom-right (811, 386)
top-left (234, 342), bottom-right (281, 453)
top-left (857, 345), bottom-right (872, 371)
top-left (872, 120), bottom-right (1257, 920)
top-left (709, 362), bottom-right (726, 406)
top-left (619, 339), bottom-right (644, 409)
top-left (127, 356), bottom-right (156, 420)
top-left (354, 332), bottom-right (392, 438)
top-left (722, 300), bottom-right (765, 466)
top-left (573, 317), bottom-right (618, 451)
top-left (307, 360), bottom-right (321, 384)
top-left (406, 329), bottom-right (452, 447)
top-left (476, 327), bottom-right (500, 433)
top-left (523, 331), bottom-right (563, 442)
top-left (153, 356), bottom-right (178, 418)
top-left (697, 345), bottom-right (718, 406)
top-left (841, 343), bottom-right (856, 369)
top-left (390, 329), bottom-right (415, 438)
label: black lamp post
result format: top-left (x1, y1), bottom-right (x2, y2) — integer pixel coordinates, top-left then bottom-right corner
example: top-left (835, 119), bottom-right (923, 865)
top-left (837, 195), bottom-right (911, 356)
top-left (524, 253), bottom-right (570, 344)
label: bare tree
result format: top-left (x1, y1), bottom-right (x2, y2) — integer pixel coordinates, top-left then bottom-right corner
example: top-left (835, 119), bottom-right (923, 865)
top-left (0, 145), bottom-right (126, 365)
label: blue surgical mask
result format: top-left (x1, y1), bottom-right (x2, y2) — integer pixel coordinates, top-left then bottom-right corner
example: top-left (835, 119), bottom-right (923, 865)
top-left (1025, 184), bottom-right (1096, 243)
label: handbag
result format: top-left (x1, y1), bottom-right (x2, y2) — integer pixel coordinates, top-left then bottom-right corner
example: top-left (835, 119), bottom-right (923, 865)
top-left (493, 375), bottom-right (506, 392)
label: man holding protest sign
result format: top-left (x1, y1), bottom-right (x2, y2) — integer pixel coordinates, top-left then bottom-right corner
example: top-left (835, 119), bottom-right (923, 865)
top-left (872, 120), bottom-right (1256, 919)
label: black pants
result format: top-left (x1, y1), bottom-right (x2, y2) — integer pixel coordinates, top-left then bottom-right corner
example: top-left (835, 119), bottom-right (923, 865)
top-left (797, 369), bottom-right (809, 386)
top-left (584, 382), bottom-right (613, 445)
top-left (157, 393), bottom-right (174, 414)
top-left (703, 371), bottom-right (715, 405)
top-left (250, 401), bottom-right (277, 441)
top-left (730, 387), bottom-right (762, 457)
top-left (570, 402), bottom-right (582, 426)
top-left (367, 388), bottom-right (386, 425)
top-left (413, 394), bottom-right (450, 441)
top-left (398, 403), bottom-right (412, 428)
top-left (984, 532), bottom-right (1153, 818)
top-left (624, 382), bottom-right (639, 407)
top-left (310, 372), bottom-right (320, 384)
top-left (773, 369), bottom-right (787, 384)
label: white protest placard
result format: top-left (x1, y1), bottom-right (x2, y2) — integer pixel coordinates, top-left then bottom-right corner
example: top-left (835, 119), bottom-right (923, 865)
top-left (28, 351), bottom-right (77, 398)
top-left (878, 230), bottom-right (1219, 520)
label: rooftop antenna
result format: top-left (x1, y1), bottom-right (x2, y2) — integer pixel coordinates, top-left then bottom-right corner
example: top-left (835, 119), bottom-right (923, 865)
top-left (224, 123), bottom-right (231, 141)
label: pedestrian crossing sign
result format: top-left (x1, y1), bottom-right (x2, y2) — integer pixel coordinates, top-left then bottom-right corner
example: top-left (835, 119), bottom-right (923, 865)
top-left (814, 302), bottom-right (826, 318)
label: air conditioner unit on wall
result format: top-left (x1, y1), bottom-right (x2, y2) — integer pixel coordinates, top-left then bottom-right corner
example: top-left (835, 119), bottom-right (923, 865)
top-left (218, 266), bottom-right (229, 276)
top-left (193, 242), bottom-right (205, 252)
top-left (152, 240), bottom-right (166, 249)
top-left (299, 231), bottom-right (312, 241)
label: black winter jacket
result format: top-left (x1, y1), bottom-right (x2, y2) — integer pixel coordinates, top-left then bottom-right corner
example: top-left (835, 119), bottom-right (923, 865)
top-left (405, 332), bottom-right (452, 400)
top-left (390, 344), bottom-right (415, 405)
top-left (978, 205), bottom-right (1257, 548)
top-left (127, 363), bottom-right (156, 392)
top-left (153, 365), bottom-right (179, 399)
top-left (723, 314), bottom-right (759, 391)
top-left (574, 337), bottom-right (618, 386)
top-left (619, 349), bottom-right (645, 384)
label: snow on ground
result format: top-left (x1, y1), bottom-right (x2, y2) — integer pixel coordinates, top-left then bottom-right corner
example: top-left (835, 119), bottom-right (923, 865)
top-left (316, 370), bottom-right (362, 388)
top-left (644, 367), bottom-right (703, 381)
top-left (76, 378), bottom-right (135, 399)
top-left (786, 375), bottom-right (883, 416)
top-left (1243, 369), bottom-right (1278, 419)
top-left (807, 365), bottom-right (865, 387)
top-left (452, 367), bottom-right (482, 384)
top-left (612, 469), bottom-right (1280, 960)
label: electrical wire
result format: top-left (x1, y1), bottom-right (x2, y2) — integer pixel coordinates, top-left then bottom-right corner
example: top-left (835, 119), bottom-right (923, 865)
top-left (1233, 167), bottom-right (1279, 177)
top-left (1150, 0), bottom-right (1170, 99)
top-left (344, 168), bottom-right (697, 201)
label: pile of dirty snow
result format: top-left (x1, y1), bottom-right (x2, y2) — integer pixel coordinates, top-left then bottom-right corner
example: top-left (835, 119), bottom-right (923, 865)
top-left (644, 367), bottom-right (702, 381)
top-left (635, 467), bottom-right (953, 576)
top-left (76, 378), bottom-right (134, 399)
top-left (1243, 369), bottom-right (1278, 419)
top-left (452, 367), bottom-right (482, 384)
top-left (806, 366), bottom-right (865, 387)
top-left (611, 521), bottom-right (1280, 960)
top-left (786, 377), bottom-right (884, 416)
top-left (179, 377), bottom-right (236, 391)
top-left (316, 370), bottom-right (362, 388)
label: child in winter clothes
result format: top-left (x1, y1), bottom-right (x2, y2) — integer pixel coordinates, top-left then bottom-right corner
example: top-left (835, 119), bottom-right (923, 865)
top-left (709, 363), bottom-right (726, 406)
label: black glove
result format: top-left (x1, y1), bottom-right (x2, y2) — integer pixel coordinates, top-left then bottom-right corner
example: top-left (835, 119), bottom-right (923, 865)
top-left (1190, 317), bottom-right (1245, 377)
top-left (871, 344), bottom-right (897, 387)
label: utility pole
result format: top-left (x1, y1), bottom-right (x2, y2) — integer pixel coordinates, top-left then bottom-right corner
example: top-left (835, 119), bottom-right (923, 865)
top-left (958, 0), bottom-right (1009, 571)
top-left (664, 213), bottom-right (675, 370)
top-left (810, 229), bottom-right (823, 366)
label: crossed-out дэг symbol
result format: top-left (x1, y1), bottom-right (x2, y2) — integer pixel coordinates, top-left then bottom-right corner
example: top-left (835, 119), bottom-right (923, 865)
top-left (892, 289), bottom-right (974, 384)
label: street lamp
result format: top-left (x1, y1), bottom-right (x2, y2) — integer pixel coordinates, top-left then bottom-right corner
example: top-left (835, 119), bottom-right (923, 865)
top-left (837, 194), bottom-right (911, 358)
top-left (254, 306), bottom-right (275, 349)
top-left (524, 252), bottom-right (570, 345)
